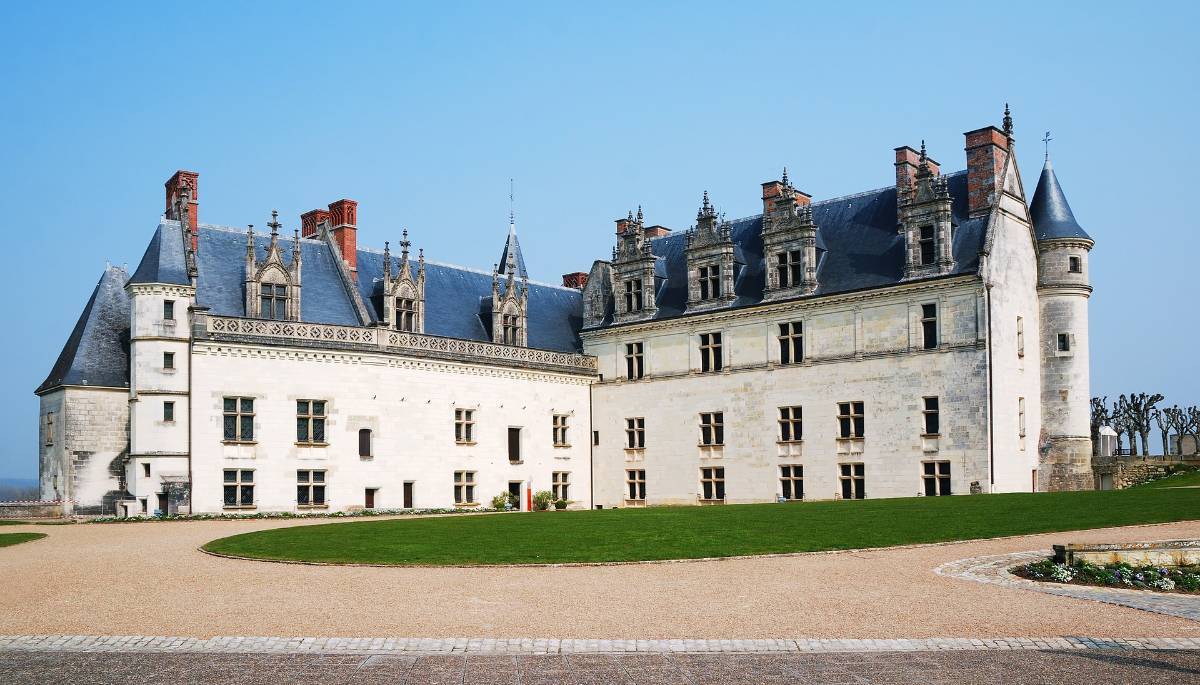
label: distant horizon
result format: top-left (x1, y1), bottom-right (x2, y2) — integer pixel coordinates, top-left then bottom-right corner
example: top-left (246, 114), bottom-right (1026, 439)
top-left (4, 1), bottom-right (1198, 479)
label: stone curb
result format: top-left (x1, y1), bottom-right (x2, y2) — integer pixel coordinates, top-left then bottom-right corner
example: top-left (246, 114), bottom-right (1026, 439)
top-left (935, 548), bottom-right (1200, 622)
top-left (197, 519), bottom-right (1200, 569)
top-left (1, 635), bottom-right (1198, 655)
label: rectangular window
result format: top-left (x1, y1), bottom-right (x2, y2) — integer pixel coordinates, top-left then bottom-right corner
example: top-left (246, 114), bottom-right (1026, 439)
top-left (1068, 256), bottom-right (1082, 273)
top-left (919, 225), bottom-right (935, 265)
top-left (552, 471), bottom-right (570, 501)
top-left (778, 406), bottom-right (803, 442)
top-left (222, 397), bottom-right (255, 442)
top-left (295, 400), bottom-right (327, 444)
top-left (626, 469), bottom-right (646, 501)
top-left (780, 464), bottom-right (803, 500)
top-left (699, 332), bottom-right (723, 373)
top-left (501, 314), bottom-right (521, 345)
top-left (454, 409), bottom-right (475, 444)
top-left (163, 401), bottom-right (175, 423)
top-left (839, 463), bottom-right (865, 499)
top-left (552, 415), bottom-right (570, 447)
top-left (163, 351), bottom-right (175, 370)
top-left (700, 467), bottom-right (725, 501)
top-left (922, 397), bottom-right (940, 435)
top-left (1057, 333), bottom-right (1071, 352)
top-left (163, 300), bottom-right (175, 320)
top-left (395, 297), bottom-right (416, 331)
top-left (592, 430), bottom-right (600, 446)
top-left (776, 250), bottom-right (802, 288)
top-left (297, 469), bottom-right (327, 507)
top-left (837, 401), bottom-right (865, 439)
top-left (625, 417), bottom-right (645, 449)
top-left (358, 429), bottom-right (372, 458)
top-left (778, 321), bottom-right (804, 365)
top-left (453, 470), bottom-right (477, 505)
top-left (923, 461), bottom-right (951, 496)
top-left (142, 462), bottom-right (151, 478)
top-left (624, 279), bottom-right (643, 312)
top-left (921, 303), bottom-right (938, 349)
top-left (698, 265), bottom-right (721, 300)
top-left (43, 412), bottom-right (54, 446)
top-left (1017, 316), bottom-right (1025, 358)
top-left (508, 426), bottom-right (522, 462)
top-left (222, 469), bottom-right (254, 508)
top-left (261, 283), bottom-right (288, 320)
top-left (624, 342), bottom-right (645, 380)
top-left (699, 412), bottom-right (724, 446)
top-left (1018, 397), bottom-right (1026, 438)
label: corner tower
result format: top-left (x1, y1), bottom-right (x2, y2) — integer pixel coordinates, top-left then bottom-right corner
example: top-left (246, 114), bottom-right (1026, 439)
top-left (1031, 157), bottom-right (1094, 491)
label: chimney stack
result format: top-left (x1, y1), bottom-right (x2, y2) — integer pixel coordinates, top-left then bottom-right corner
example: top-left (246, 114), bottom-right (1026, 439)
top-left (894, 146), bottom-right (940, 191)
top-left (964, 126), bottom-right (1010, 217)
top-left (326, 199), bottom-right (358, 276)
top-left (561, 272), bottom-right (588, 289)
top-left (761, 175), bottom-right (811, 216)
top-left (300, 209), bottom-right (331, 238)
top-left (643, 225), bottom-right (672, 239)
top-left (165, 170), bottom-right (199, 250)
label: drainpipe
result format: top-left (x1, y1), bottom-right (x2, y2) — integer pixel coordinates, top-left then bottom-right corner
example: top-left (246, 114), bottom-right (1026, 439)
top-left (588, 379), bottom-right (595, 510)
top-left (985, 285), bottom-right (995, 489)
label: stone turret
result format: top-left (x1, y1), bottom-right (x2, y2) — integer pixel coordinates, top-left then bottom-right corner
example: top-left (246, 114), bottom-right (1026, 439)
top-left (1031, 157), bottom-right (1095, 491)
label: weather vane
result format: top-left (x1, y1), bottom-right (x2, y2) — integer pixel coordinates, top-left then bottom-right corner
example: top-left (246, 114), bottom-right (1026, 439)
top-left (1042, 131), bottom-right (1052, 161)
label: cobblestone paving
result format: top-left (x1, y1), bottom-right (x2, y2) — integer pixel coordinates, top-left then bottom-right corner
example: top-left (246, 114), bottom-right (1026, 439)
top-left (935, 550), bottom-right (1200, 622)
top-left (3, 634), bottom-right (1200, 654)
top-left (2, 649), bottom-right (1198, 684)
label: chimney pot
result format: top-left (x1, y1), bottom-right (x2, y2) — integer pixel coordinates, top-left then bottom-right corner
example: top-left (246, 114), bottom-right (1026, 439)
top-left (324, 199), bottom-right (359, 275)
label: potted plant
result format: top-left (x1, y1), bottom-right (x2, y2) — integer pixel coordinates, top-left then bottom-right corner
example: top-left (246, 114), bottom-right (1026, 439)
top-left (532, 490), bottom-right (554, 511)
top-left (491, 492), bottom-right (511, 510)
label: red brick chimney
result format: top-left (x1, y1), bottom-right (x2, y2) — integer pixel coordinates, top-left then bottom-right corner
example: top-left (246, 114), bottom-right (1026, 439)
top-left (964, 126), bottom-right (1010, 217)
top-left (326, 199), bottom-right (358, 276)
top-left (615, 216), bottom-right (633, 235)
top-left (165, 170), bottom-right (199, 250)
top-left (561, 272), bottom-right (588, 289)
top-left (894, 146), bottom-right (940, 190)
top-left (300, 209), bottom-right (331, 238)
top-left (643, 225), bottom-right (672, 239)
top-left (761, 174), bottom-right (811, 215)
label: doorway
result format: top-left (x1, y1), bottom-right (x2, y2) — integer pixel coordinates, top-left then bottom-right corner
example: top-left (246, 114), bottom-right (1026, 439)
top-left (156, 492), bottom-right (168, 515)
top-left (403, 482), bottom-right (414, 509)
top-left (365, 488), bottom-right (377, 509)
top-left (507, 481), bottom-right (522, 510)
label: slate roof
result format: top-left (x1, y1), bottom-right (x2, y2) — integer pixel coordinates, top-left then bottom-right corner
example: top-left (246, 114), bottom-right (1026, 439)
top-left (602, 170), bottom-right (985, 326)
top-left (496, 225), bottom-right (529, 280)
top-left (37, 266), bottom-right (131, 394)
top-left (356, 251), bottom-right (583, 353)
top-left (128, 222), bottom-right (190, 286)
top-left (1029, 159), bottom-right (1091, 241)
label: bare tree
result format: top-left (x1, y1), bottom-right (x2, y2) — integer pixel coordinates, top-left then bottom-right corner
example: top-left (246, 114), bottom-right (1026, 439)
top-left (1164, 405), bottom-right (1188, 455)
top-left (1153, 407), bottom-right (1169, 457)
top-left (1123, 392), bottom-right (1164, 457)
top-left (1111, 398), bottom-right (1129, 454)
top-left (1187, 406), bottom-right (1200, 456)
top-left (1090, 396), bottom-right (1109, 456)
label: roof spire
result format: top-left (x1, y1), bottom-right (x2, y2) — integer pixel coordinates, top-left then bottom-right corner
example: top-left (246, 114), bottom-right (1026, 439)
top-left (1002, 103), bottom-right (1013, 139)
top-left (509, 177), bottom-right (515, 234)
top-left (267, 210), bottom-right (281, 237)
top-left (781, 167), bottom-right (790, 188)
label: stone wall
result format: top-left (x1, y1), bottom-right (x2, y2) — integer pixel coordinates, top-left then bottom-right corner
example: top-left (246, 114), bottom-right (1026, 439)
top-left (0, 501), bottom-right (64, 519)
top-left (1092, 456), bottom-right (1180, 490)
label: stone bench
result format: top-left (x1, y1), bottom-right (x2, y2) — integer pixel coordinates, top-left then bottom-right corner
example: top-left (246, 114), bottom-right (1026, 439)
top-left (1053, 540), bottom-right (1200, 567)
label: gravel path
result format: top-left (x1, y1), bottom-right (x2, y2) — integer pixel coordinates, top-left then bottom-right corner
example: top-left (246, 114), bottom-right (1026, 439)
top-left (1, 517), bottom-right (1198, 639)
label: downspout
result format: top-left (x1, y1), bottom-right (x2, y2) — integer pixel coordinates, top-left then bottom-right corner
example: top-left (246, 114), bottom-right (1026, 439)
top-left (588, 377), bottom-right (595, 510)
top-left (985, 284), bottom-right (995, 488)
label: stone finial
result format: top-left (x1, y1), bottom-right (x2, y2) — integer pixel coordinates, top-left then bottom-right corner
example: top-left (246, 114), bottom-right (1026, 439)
top-left (781, 167), bottom-right (790, 189)
top-left (917, 140), bottom-right (931, 177)
top-left (1003, 102), bottom-right (1013, 138)
top-left (268, 209), bottom-right (281, 236)
top-left (400, 228), bottom-right (410, 260)
top-left (636, 205), bottom-right (644, 224)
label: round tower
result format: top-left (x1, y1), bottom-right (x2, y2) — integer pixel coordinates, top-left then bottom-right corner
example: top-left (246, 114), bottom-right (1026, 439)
top-left (1031, 157), bottom-right (1094, 491)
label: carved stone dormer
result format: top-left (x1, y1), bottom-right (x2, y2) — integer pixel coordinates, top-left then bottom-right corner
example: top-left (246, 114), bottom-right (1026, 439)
top-left (685, 192), bottom-right (736, 311)
top-left (491, 249), bottom-right (528, 347)
top-left (899, 141), bottom-right (955, 279)
top-left (244, 211), bottom-right (302, 320)
top-left (381, 229), bottom-right (426, 332)
top-left (610, 206), bottom-right (658, 323)
top-left (761, 169), bottom-right (819, 300)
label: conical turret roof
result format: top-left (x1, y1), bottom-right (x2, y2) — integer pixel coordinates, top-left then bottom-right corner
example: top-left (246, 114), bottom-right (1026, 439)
top-left (1029, 159), bottom-right (1091, 242)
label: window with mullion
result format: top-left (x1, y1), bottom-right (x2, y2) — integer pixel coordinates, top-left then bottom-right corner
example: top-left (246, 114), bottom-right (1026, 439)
top-left (625, 417), bottom-right (645, 449)
top-left (778, 321), bottom-right (804, 364)
top-left (624, 279), bottom-right (643, 312)
top-left (921, 303), bottom-right (938, 349)
top-left (296, 400), bottom-right (327, 444)
top-left (700, 466), bottom-right (725, 501)
top-left (837, 401), bottom-right (864, 439)
top-left (395, 297), bottom-right (416, 331)
top-left (552, 415), bottom-right (570, 447)
top-left (624, 342), bottom-right (645, 379)
top-left (923, 461), bottom-right (951, 496)
top-left (776, 250), bottom-right (802, 288)
top-left (839, 463), bottom-right (865, 499)
top-left (455, 409), bottom-right (475, 443)
top-left (778, 406), bottom-right (802, 442)
top-left (223, 469), bottom-right (254, 507)
top-left (922, 397), bottom-right (940, 436)
top-left (223, 397), bottom-right (255, 442)
top-left (297, 469), bottom-right (326, 506)
top-left (261, 283), bottom-right (288, 320)
top-left (699, 332), bottom-right (723, 373)
top-left (699, 412), bottom-right (724, 446)
top-left (453, 470), bottom-right (477, 504)
top-left (780, 464), bottom-right (803, 500)
top-left (698, 265), bottom-right (721, 300)
top-left (626, 469), bottom-right (646, 500)
top-left (919, 225), bottom-right (935, 265)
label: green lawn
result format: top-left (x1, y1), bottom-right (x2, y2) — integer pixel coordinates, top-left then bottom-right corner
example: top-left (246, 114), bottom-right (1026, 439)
top-left (203, 488), bottom-right (1200, 566)
top-left (0, 520), bottom-right (28, 526)
top-left (1137, 469), bottom-right (1200, 489)
top-left (0, 532), bottom-right (46, 548)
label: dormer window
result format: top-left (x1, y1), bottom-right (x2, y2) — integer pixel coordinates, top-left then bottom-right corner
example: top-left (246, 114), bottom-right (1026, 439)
top-left (624, 279), bottom-right (643, 312)
top-left (395, 297), bottom-right (416, 331)
top-left (260, 283), bottom-right (288, 320)
top-left (919, 225), bottom-right (936, 265)
top-left (776, 250), bottom-right (802, 289)
top-left (698, 265), bottom-right (721, 300)
top-left (502, 314), bottom-right (521, 345)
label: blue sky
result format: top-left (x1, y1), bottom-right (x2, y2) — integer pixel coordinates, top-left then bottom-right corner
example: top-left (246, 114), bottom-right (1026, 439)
top-left (1, 2), bottom-right (1197, 478)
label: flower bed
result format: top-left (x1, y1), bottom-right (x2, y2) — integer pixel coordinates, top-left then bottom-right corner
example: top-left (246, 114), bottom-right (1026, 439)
top-left (1013, 557), bottom-right (1200, 594)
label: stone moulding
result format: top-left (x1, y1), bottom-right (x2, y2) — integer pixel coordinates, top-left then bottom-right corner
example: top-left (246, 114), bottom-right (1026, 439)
top-left (200, 314), bottom-right (597, 376)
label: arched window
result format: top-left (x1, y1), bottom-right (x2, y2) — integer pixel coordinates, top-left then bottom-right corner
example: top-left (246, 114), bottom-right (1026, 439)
top-left (358, 428), bottom-right (373, 458)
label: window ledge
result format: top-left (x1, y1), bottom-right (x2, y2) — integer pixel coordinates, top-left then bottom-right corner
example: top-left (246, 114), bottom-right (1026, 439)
top-left (454, 502), bottom-right (480, 508)
top-left (553, 444), bottom-right (572, 449)
top-left (222, 505), bottom-right (256, 510)
top-left (295, 442), bottom-right (329, 448)
top-left (509, 460), bottom-right (524, 465)
top-left (697, 498), bottom-right (726, 505)
top-left (297, 504), bottom-right (329, 510)
top-left (162, 367), bottom-right (177, 374)
top-left (624, 447), bottom-right (646, 453)
top-left (921, 434), bottom-right (941, 438)
top-left (222, 440), bottom-right (258, 446)
top-left (776, 439), bottom-right (804, 445)
top-left (455, 441), bottom-right (477, 446)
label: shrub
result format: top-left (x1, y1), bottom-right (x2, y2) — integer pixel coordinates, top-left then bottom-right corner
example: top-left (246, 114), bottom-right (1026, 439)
top-left (554, 498), bottom-right (568, 510)
top-left (532, 490), bottom-right (554, 511)
top-left (1015, 557), bottom-right (1200, 594)
top-left (491, 492), bottom-right (511, 510)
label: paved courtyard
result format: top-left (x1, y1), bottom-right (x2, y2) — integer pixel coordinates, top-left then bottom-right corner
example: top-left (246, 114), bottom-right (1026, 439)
top-left (1, 517), bottom-right (1197, 638)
